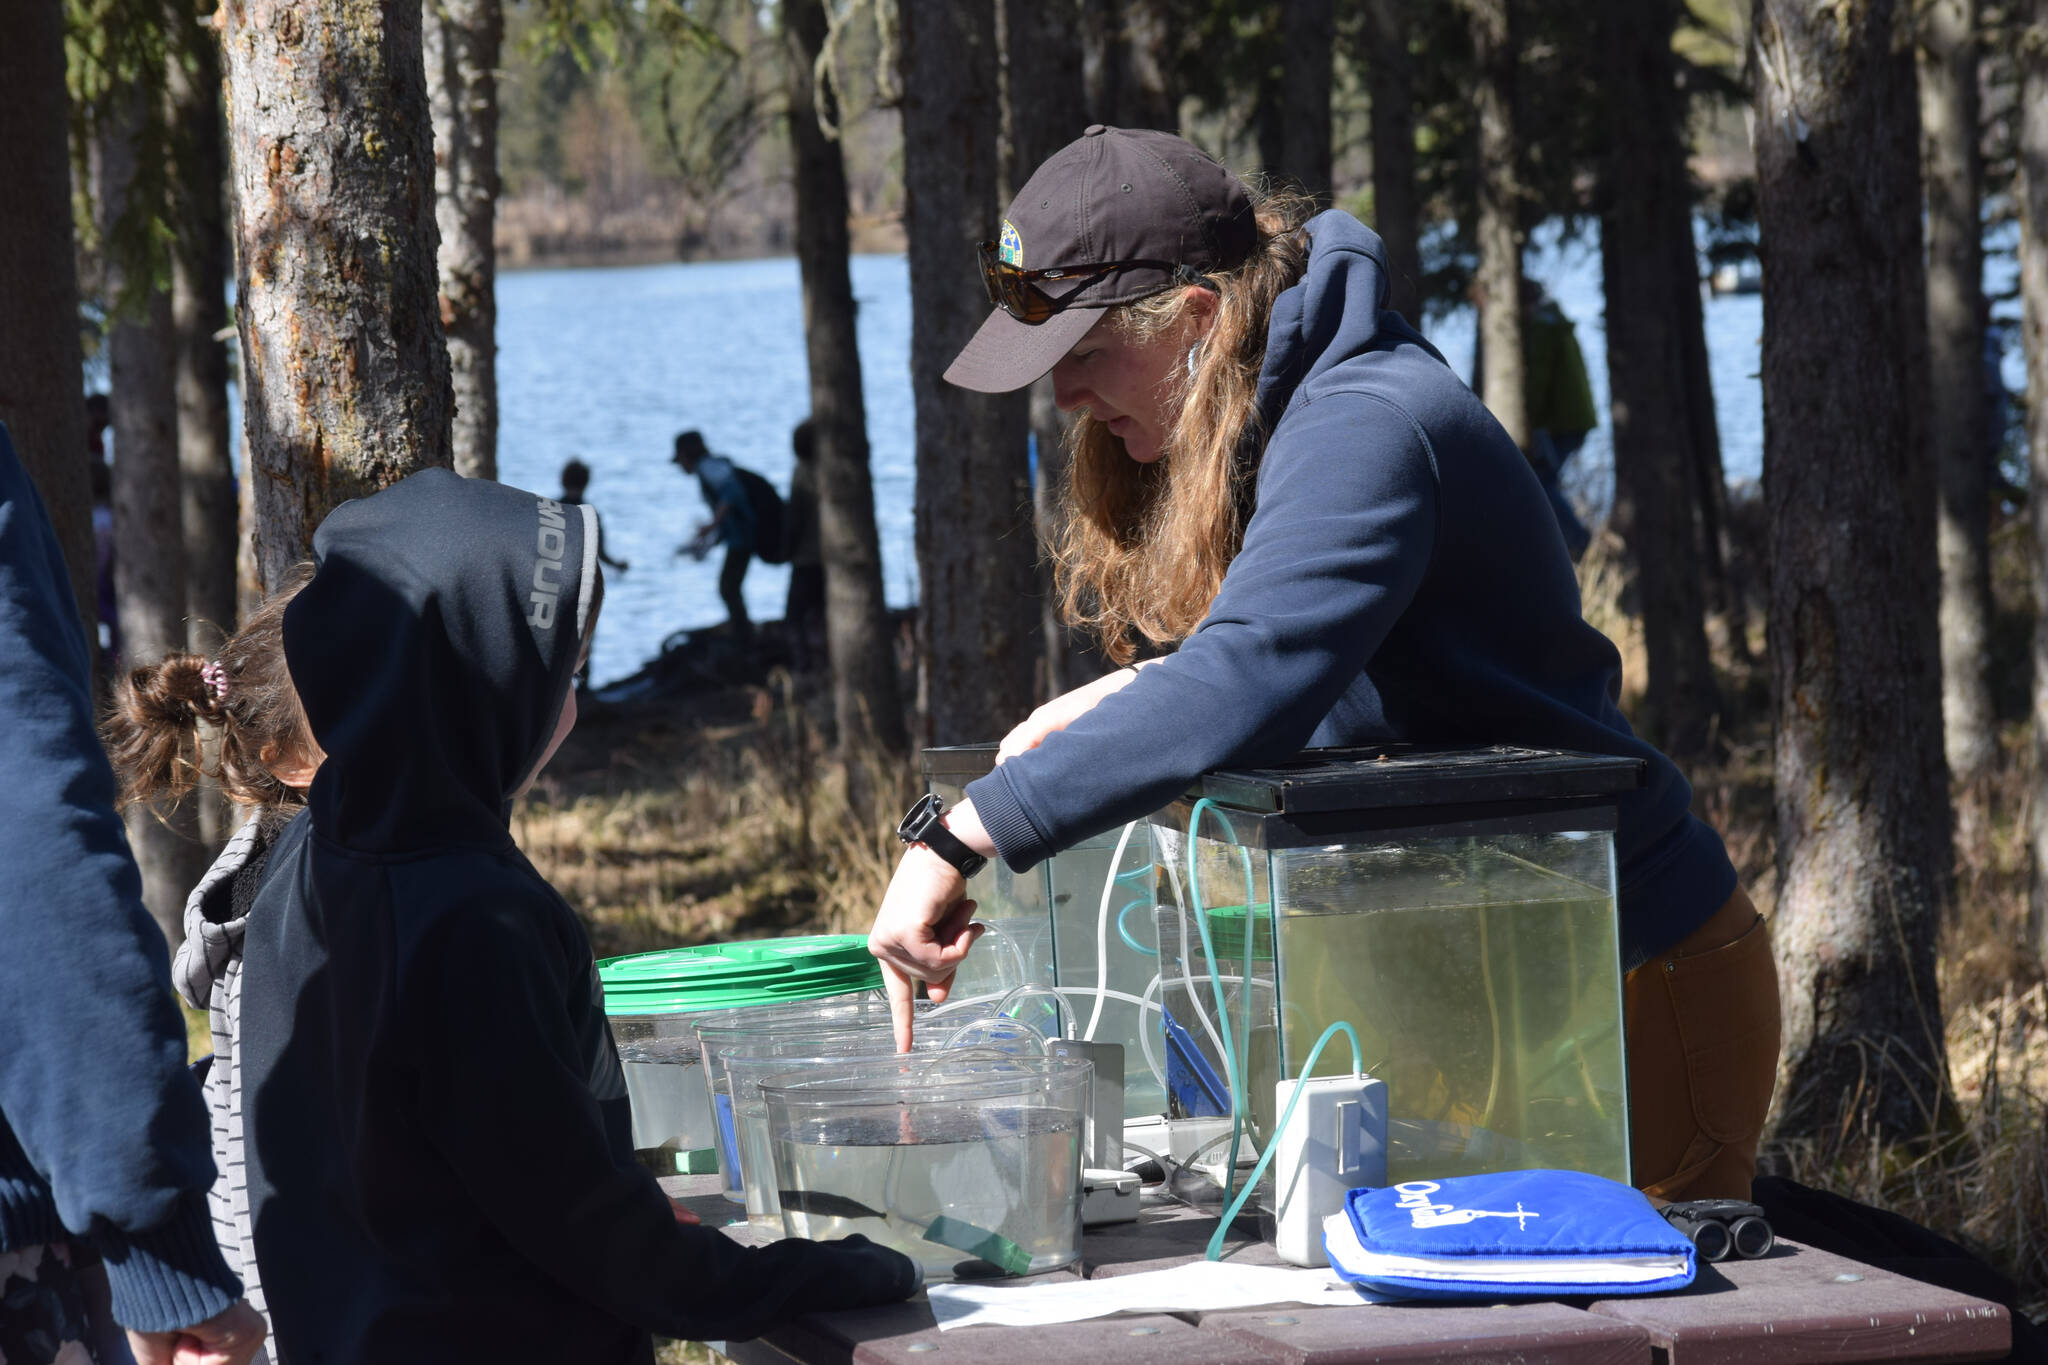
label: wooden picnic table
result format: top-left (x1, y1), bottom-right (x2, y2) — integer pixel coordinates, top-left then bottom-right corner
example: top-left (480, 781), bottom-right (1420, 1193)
top-left (660, 1175), bottom-right (2013, 1365)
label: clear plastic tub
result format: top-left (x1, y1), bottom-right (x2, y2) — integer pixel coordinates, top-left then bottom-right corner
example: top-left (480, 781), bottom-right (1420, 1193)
top-left (598, 935), bottom-right (884, 1176)
top-left (695, 998), bottom-right (1035, 1201)
top-left (763, 1057), bottom-right (1091, 1281)
top-left (721, 1024), bottom-right (1050, 1233)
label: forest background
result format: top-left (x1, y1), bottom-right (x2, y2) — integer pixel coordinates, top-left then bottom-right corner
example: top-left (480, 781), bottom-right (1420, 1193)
top-left (4, 0), bottom-right (2048, 1339)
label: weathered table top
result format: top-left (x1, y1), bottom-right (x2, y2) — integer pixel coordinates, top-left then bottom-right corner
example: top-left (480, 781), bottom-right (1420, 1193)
top-left (659, 1176), bottom-right (2013, 1365)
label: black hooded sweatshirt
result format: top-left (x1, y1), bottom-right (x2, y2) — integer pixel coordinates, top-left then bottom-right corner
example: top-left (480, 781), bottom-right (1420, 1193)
top-left (238, 470), bottom-right (915, 1364)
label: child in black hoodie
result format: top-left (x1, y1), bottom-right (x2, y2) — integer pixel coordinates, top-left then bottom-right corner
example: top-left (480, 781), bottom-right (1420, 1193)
top-left (237, 470), bottom-right (916, 1364)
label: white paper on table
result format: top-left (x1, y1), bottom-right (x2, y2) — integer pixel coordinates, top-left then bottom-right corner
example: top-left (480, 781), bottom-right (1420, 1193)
top-left (926, 1259), bottom-right (1393, 1330)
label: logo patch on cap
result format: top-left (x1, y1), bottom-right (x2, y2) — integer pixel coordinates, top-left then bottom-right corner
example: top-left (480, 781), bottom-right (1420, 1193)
top-left (998, 220), bottom-right (1023, 268)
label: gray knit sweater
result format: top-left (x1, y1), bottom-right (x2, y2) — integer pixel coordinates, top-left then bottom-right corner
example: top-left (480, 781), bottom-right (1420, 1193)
top-left (172, 807), bottom-right (292, 1362)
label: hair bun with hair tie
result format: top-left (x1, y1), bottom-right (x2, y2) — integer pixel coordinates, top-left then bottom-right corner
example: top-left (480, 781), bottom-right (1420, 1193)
top-left (201, 660), bottom-right (230, 703)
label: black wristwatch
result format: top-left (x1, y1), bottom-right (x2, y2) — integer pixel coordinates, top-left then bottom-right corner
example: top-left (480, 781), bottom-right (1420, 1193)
top-left (897, 793), bottom-right (989, 879)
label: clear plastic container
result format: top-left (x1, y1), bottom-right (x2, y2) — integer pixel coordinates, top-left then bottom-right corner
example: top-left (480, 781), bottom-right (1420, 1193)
top-left (763, 1057), bottom-right (1091, 1281)
top-left (610, 1013), bottom-right (720, 1174)
top-left (598, 935), bottom-right (884, 1176)
top-left (696, 998), bottom-right (1040, 1201)
top-left (721, 1028), bottom-right (1047, 1235)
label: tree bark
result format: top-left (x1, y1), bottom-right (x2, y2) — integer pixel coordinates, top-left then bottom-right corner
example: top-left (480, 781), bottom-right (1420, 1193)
top-left (105, 82), bottom-right (208, 946)
top-left (1466, 0), bottom-right (1528, 450)
top-left (2020, 0), bottom-right (2048, 959)
top-left (169, 12), bottom-right (237, 647)
top-left (1281, 0), bottom-right (1333, 201)
top-left (784, 0), bottom-right (908, 758)
top-left (1920, 0), bottom-right (1995, 784)
top-left (219, 0), bottom-right (454, 594)
top-left (1363, 0), bottom-right (1423, 322)
top-left (0, 0), bottom-right (95, 648)
top-left (1599, 0), bottom-right (1721, 758)
top-left (900, 0), bottom-right (1041, 746)
top-left (1081, 0), bottom-right (1179, 132)
top-left (1675, 216), bottom-right (1751, 663)
top-left (426, 0), bottom-right (502, 481)
top-left (1001, 0), bottom-right (1099, 698)
top-left (1754, 0), bottom-right (1952, 1145)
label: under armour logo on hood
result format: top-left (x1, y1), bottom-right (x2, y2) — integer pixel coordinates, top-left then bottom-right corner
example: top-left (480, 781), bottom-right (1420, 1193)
top-left (525, 495), bottom-right (599, 661)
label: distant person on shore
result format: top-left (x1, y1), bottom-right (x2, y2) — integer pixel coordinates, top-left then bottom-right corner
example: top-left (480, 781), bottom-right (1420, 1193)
top-left (673, 430), bottom-right (785, 645)
top-left (1522, 281), bottom-right (1597, 561)
top-left (784, 420), bottom-right (825, 672)
top-left (561, 458), bottom-right (628, 687)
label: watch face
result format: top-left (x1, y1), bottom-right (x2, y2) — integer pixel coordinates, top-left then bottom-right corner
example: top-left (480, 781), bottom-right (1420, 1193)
top-left (898, 793), bottom-right (940, 843)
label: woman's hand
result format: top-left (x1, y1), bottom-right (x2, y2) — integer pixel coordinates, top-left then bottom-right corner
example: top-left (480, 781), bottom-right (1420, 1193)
top-left (869, 801), bottom-right (998, 1051)
top-left (995, 661), bottom-right (1156, 764)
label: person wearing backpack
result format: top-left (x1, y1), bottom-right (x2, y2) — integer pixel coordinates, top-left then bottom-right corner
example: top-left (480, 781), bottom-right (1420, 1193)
top-left (673, 430), bottom-right (786, 644)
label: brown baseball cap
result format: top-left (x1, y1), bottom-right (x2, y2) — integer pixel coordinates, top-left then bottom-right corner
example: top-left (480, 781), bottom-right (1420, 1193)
top-left (943, 126), bottom-right (1257, 395)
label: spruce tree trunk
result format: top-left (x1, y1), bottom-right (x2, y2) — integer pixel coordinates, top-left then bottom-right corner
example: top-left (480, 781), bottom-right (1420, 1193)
top-left (1675, 218), bottom-right (1751, 662)
top-left (169, 14), bottom-right (237, 646)
top-left (2019, 0), bottom-right (2048, 959)
top-left (426, 0), bottom-right (502, 481)
top-left (220, 0), bottom-right (454, 593)
top-left (1001, 0), bottom-right (1097, 698)
top-left (1363, 0), bottom-right (1422, 322)
top-left (1466, 0), bottom-right (1528, 450)
top-left (1081, 0), bottom-right (1179, 132)
top-left (784, 0), bottom-right (908, 758)
top-left (1754, 0), bottom-right (1953, 1144)
top-left (1921, 0), bottom-right (1995, 785)
top-left (0, 0), bottom-right (95, 647)
top-left (1281, 0), bottom-right (1333, 201)
top-left (900, 0), bottom-right (1041, 746)
top-left (1600, 0), bottom-right (1720, 758)
top-left (105, 86), bottom-right (207, 946)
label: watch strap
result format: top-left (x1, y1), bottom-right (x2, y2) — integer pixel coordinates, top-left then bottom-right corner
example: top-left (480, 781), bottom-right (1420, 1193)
top-left (899, 793), bottom-right (989, 879)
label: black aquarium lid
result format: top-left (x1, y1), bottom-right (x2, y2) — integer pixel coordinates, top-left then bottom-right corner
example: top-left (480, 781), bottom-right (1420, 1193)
top-left (921, 743), bottom-right (1001, 783)
top-left (1190, 745), bottom-right (1646, 815)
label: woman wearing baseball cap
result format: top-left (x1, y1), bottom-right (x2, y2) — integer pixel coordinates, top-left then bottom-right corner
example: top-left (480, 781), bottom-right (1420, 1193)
top-left (873, 126), bottom-right (1779, 1205)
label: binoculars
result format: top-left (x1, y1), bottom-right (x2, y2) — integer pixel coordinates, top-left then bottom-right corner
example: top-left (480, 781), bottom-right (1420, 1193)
top-left (1661, 1199), bottom-right (1775, 1262)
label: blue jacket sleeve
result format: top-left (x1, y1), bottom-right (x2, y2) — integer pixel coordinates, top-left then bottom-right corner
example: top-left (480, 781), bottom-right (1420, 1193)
top-left (0, 426), bottom-right (241, 1330)
top-left (969, 391), bottom-right (1438, 868)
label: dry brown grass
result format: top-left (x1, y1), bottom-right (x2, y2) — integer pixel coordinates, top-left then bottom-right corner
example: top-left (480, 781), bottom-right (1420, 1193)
top-left (516, 672), bottom-right (913, 960)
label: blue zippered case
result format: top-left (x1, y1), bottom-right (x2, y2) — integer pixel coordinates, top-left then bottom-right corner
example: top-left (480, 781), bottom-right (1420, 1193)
top-left (1322, 1169), bottom-right (1697, 1300)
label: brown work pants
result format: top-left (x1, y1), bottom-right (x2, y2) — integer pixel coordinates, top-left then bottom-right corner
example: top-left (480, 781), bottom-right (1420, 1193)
top-left (1624, 886), bottom-right (1782, 1202)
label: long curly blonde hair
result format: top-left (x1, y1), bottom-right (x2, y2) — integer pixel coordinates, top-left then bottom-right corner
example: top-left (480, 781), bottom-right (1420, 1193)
top-left (1048, 186), bottom-right (1317, 664)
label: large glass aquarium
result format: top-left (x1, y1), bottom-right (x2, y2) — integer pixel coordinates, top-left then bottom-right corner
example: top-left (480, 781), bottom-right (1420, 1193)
top-left (1150, 746), bottom-right (1641, 1188)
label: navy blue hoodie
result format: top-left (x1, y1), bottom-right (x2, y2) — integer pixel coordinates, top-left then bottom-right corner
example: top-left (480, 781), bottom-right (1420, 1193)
top-left (238, 470), bottom-right (915, 1364)
top-left (968, 212), bottom-right (1736, 969)
top-left (0, 424), bottom-right (242, 1331)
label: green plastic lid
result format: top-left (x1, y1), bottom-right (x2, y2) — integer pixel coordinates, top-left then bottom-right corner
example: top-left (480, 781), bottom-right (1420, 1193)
top-left (1197, 904), bottom-right (1275, 963)
top-left (598, 934), bottom-right (882, 1017)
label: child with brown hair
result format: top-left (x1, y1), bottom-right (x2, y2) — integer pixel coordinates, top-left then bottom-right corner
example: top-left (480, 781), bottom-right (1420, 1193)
top-left (101, 568), bottom-right (321, 1358)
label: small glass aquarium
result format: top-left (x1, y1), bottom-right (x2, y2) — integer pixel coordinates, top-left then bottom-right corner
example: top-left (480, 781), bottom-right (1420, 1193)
top-left (921, 746), bottom-right (1058, 1034)
top-left (1147, 745), bottom-right (1642, 1191)
top-left (922, 744), bottom-right (1160, 1107)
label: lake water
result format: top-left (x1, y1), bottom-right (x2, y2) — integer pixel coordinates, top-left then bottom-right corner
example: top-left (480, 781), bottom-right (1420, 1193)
top-left (495, 226), bottom-right (2029, 687)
